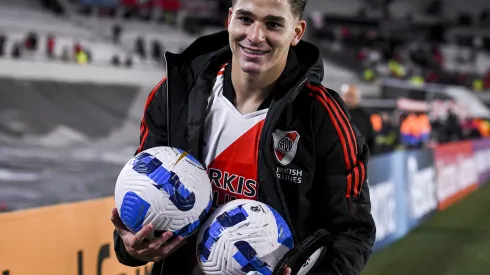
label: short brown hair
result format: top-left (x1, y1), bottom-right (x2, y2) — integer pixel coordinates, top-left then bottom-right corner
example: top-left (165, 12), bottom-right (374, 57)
top-left (231, 0), bottom-right (308, 19)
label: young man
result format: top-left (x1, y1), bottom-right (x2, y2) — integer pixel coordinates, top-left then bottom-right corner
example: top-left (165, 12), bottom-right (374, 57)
top-left (111, 0), bottom-right (376, 274)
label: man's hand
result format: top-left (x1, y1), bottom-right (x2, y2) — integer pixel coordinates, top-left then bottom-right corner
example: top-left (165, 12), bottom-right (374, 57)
top-left (111, 208), bottom-right (185, 262)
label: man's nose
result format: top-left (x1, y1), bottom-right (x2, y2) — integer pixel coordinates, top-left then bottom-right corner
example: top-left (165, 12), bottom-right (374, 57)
top-left (247, 23), bottom-right (265, 44)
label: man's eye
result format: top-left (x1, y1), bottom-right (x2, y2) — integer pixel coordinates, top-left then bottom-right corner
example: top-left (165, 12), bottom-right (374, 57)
top-left (239, 17), bottom-right (252, 24)
top-left (267, 22), bottom-right (281, 29)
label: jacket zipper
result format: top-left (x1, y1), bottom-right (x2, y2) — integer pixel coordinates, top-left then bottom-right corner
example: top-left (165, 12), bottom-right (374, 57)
top-left (164, 52), bottom-right (171, 147)
top-left (260, 77), bottom-right (307, 242)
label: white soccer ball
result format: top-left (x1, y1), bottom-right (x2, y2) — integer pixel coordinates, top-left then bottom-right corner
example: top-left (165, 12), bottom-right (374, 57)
top-left (114, 146), bottom-right (213, 240)
top-left (196, 199), bottom-right (294, 275)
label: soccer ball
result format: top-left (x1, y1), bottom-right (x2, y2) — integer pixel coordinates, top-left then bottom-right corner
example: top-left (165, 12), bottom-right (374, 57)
top-left (196, 199), bottom-right (294, 275)
top-left (114, 146), bottom-right (213, 240)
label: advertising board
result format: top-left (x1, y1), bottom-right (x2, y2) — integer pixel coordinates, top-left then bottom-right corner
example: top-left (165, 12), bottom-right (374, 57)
top-left (368, 152), bottom-right (408, 250)
top-left (434, 141), bottom-right (478, 210)
top-left (404, 149), bottom-right (437, 229)
top-left (472, 139), bottom-right (490, 185)
top-left (0, 198), bottom-right (153, 275)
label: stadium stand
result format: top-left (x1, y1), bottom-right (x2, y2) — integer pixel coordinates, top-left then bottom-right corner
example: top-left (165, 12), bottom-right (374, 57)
top-left (0, 77), bottom-right (148, 211)
top-left (304, 0), bottom-right (490, 93)
top-left (0, 1), bottom-right (159, 69)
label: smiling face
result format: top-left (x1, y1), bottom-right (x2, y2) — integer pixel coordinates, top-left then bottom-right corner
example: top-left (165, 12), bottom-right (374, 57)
top-left (228, 0), bottom-right (306, 76)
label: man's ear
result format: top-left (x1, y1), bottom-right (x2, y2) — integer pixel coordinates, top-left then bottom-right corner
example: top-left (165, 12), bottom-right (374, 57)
top-left (228, 7), bottom-right (233, 28)
top-left (291, 20), bottom-right (307, 46)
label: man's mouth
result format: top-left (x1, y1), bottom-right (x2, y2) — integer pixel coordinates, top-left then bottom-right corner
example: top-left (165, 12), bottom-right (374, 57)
top-left (240, 45), bottom-right (269, 55)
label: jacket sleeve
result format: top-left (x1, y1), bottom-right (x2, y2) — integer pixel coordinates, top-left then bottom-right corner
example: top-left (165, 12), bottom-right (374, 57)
top-left (114, 77), bottom-right (169, 267)
top-left (134, 76), bottom-right (169, 155)
top-left (306, 86), bottom-right (376, 275)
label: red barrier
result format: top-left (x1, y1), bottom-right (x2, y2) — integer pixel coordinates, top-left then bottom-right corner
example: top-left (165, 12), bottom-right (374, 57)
top-left (434, 141), bottom-right (479, 210)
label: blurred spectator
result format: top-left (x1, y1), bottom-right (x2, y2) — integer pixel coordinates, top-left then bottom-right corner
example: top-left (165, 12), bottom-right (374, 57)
top-left (426, 71), bottom-right (439, 83)
top-left (417, 113), bottom-right (432, 145)
top-left (112, 24), bottom-right (122, 44)
top-left (462, 117), bottom-right (482, 139)
top-left (158, 0), bottom-right (181, 25)
top-left (11, 42), bottom-right (22, 59)
top-left (388, 59), bottom-right (406, 78)
top-left (76, 50), bottom-right (88, 65)
top-left (125, 56), bottom-right (133, 67)
top-left (484, 71), bottom-right (490, 89)
top-left (481, 10), bottom-right (489, 20)
top-left (409, 73), bottom-right (425, 86)
top-left (443, 108), bottom-right (463, 142)
top-left (139, 1), bottom-right (153, 21)
top-left (340, 84), bottom-right (376, 152)
top-left (431, 44), bottom-right (443, 65)
top-left (151, 39), bottom-right (162, 62)
top-left (400, 112), bottom-right (431, 148)
top-left (46, 34), bottom-right (56, 59)
top-left (473, 77), bottom-right (484, 91)
top-left (477, 118), bottom-right (490, 137)
top-left (135, 36), bottom-right (146, 59)
top-left (0, 32), bottom-right (6, 57)
top-left (370, 113), bottom-right (382, 133)
top-left (60, 46), bottom-right (70, 62)
top-left (425, 0), bottom-right (443, 16)
top-left (24, 31), bottom-right (38, 51)
top-left (74, 42), bottom-right (83, 56)
top-left (111, 54), bottom-right (121, 66)
top-left (84, 48), bottom-right (92, 63)
top-left (362, 67), bottom-right (376, 82)
top-left (98, 5), bottom-right (117, 18)
top-left (122, 0), bottom-right (138, 19)
top-left (376, 112), bottom-right (398, 154)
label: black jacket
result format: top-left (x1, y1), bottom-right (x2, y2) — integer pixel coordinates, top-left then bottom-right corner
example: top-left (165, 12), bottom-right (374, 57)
top-left (114, 31), bottom-right (375, 275)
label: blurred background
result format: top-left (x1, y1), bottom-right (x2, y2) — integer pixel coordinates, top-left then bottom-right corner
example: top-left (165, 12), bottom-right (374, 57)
top-left (1, 0), bottom-right (490, 274)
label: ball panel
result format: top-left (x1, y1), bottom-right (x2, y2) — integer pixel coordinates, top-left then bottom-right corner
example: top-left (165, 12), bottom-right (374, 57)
top-left (131, 151), bottom-right (196, 212)
top-left (120, 191), bottom-right (150, 233)
top-left (266, 205), bottom-right (294, 250)
top-left (232, 240), bottom-right (273, 275)
top-left (197, 203), bottom-right (249, 263)
top-left (173, 197), bottom-right (213, 238)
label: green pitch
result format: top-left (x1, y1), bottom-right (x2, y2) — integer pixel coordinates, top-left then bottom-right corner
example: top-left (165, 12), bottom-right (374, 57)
top-left (362, 183), bottom-right (490, 275)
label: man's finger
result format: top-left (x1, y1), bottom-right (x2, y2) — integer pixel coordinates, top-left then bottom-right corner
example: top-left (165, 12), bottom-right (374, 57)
top-left (111, 208), bottom-right (130, 233)
top-left (159, 231), bottom-right (174, 245)
top-left (148, 231), bottom-right (173, 250)
top-left (133, 224), bottom-right (154, 244)
top-left (282, 267), bottom-right (291, 275)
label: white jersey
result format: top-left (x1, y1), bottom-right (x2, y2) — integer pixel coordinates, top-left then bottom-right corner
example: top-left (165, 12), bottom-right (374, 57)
top-left (202, 63), bottom-right (268, 208)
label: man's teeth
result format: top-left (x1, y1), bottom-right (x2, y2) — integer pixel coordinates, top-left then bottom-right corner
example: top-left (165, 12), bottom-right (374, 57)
top-left (244, 48), bottom-right (265, 54)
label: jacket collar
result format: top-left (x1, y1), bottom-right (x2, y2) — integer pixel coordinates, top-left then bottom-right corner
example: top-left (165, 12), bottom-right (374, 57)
top-left (166, 30), bottom-right (324, 87)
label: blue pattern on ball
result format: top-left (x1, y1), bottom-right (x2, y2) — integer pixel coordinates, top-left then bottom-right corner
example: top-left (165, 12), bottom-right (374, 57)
top-left (120, 191), bottom-right (151, 233)
top-left (132, 152), bottom-right (195, 211)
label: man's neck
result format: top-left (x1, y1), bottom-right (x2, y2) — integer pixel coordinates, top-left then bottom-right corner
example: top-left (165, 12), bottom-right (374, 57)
top-left (231, 58), bottom-right (287, 115)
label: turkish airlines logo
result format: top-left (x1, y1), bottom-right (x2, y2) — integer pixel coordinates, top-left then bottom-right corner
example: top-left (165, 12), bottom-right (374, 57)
top-left (273, 129), bottom-right (300, 165)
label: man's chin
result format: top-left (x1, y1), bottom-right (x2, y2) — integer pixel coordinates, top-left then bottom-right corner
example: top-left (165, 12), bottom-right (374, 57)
top-left (240, 64), bottom-right (264, 75)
